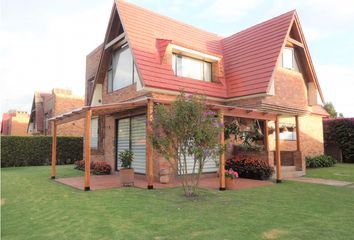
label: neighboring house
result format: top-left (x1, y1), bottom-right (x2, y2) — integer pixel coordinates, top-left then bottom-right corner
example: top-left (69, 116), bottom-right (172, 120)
top-left (28, 88), bottom-right (85, 136)
top-left (1, 110), bottom-right (30, 136)
top-left (50, 1), bottom-right (329, 189)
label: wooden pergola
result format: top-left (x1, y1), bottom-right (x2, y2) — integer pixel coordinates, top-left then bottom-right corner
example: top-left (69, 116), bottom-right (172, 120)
top-left (49, 97), bottom-right (302, 190)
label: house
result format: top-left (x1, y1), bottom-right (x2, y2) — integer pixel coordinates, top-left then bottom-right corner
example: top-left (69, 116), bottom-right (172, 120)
top-left (28, 88), bottom-right (85, 136)
top-left (1, 110), bottom-right (30, 136)
top-left (49, 1), bottom-right (329, 190)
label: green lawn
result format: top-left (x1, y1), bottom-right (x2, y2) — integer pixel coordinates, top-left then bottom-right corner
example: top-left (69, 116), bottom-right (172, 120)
top-left (306, 163), bottom-right (354, 182)
top-left (1, 165), bottom-right (354, 240)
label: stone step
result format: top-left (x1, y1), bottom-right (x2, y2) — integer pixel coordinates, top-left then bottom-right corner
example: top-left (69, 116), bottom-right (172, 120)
top-left (272, 166), bottom-right (304, 178)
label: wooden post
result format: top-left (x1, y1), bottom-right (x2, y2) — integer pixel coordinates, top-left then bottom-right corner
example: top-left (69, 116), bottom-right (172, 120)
top-left (218, 109), bottom-right (226, 190)
top-left (146, 99), bottom-right (154, 189)
top-left (84, 109), bottom-right (92, 191)
top-left (51, 121), bottom-right (57, 179)
top-left (275, 115), bottom-right (282, 183)
top-left (264, 120), bottom-right (269, 152)
top-left (295, 115), bottom-right (301, 151)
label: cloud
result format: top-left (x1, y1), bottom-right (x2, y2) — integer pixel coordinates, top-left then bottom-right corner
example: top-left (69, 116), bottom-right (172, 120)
top-left (316, 64), bottom-right (354, 117)
top-left (0, 1), bottom-right (111, 114)
top-left (198, 0), bottom-right (261, 23)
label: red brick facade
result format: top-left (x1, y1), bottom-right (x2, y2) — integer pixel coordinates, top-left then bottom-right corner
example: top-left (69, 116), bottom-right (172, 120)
top-left (28, 89), bottom-right (84, 136)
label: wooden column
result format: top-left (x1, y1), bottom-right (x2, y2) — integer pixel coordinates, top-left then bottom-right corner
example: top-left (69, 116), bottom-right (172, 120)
top-left (264, 120), bottom-right (270, 152)
top-left (84, 109), bottom-right (92, 191)
top-left (146, 99), bottom-right (154, 189)
top-left (295, 115), bottom-right (301, 151)
top-left (218, 109), bottom-right (226, 190)
top-left (275, 115), bottom-right (282, 183)
top-left (51, 121), bottom-right (57, 179)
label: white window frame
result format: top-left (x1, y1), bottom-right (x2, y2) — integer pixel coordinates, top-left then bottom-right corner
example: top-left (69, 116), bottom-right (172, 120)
top-left (172, 53), bottom-right (212, 82)
top-left (91, 117), bottom-right (99, 149)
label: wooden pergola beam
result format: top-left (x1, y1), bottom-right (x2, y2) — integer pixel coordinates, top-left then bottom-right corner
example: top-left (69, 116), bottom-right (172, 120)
top-left (295, 115), bottom-right (301, 151)
top-left (84, 109), bottom-right (92, 191)
top-left (275, 115), bottom-right (282, 183)
top-left (146, 99), bottom-right (154, 189)
top-left (218, 109), bottom-right (226, 190)
top-left (264, 120), bottom-right (270, 152)
top-left (51, 122), bottom-right (57, 179)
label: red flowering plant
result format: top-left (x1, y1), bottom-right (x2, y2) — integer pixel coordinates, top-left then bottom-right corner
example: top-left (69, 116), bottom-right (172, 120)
top-left (225, 168), bottom-right (239, 179)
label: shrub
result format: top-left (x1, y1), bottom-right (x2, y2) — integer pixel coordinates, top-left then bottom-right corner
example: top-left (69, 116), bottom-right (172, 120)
top-left (74, 160), bottom-right (85, 171)
top-left (323, 118), bottom-right (354, 163)
top-left (1, 136), bottom-right (83, 167)
top-left (306, 155), bottom-right (336, 168)
top-left (226, 154), bottom-right (274, 180)
top-left (74, 160), bottom-right (111, 175)
top-left (119, 150), bottom-right (134, 169)
top-left (92, 161), bottom-right (112, 175)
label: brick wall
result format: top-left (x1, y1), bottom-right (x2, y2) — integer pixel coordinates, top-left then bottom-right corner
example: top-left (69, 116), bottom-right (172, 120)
top-left (263, 68), bottom-right (308, 110)
top-left (53, 92), bottom-right (85, 137)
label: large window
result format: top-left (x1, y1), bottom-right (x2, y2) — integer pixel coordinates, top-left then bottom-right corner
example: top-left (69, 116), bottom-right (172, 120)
top-left (107, 46), bottom-right (140, 92)
top-left (91, 118), bottom-right (98, 149)
top-left (117, 115), bottom-right (146, 173)
top-left (172, 54), bottom-right (212, 81)
top-left (282, 47), bottom-right (299, 71)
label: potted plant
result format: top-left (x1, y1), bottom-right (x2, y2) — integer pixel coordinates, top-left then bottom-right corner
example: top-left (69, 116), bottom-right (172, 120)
top-left (225, 168), bottom-right (239, 189)
top-left (119, 150), bottom-right (134, 186)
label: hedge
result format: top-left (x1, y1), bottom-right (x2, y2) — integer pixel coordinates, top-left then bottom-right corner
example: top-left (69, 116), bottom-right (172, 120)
top-left (306, 155), bottom-right (336, 168)
top-left (323, 118), bottom-right (354, 163)
top-left (1, 136), bottom-right (83, 167)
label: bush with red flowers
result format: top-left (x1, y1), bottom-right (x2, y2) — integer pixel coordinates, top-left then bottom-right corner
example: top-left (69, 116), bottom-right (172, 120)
top-left (92, 161), bottom-right (112, 175)
top-left (74, 160), bottom-right (111, 175)
top-left (74, 160), bottom-right (85, 171)
top-left (226, 154), bottom-right (274, 180)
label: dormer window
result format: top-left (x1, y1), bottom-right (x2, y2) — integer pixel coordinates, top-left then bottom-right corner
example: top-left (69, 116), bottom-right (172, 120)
top-left (282, 47), bottom-right (299, 71)
top-left (172, 54), bottom-right (212, 81)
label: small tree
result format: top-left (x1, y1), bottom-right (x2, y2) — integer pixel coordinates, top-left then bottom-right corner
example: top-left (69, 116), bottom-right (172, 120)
top-left (151, 93), bottom-right (223, 197)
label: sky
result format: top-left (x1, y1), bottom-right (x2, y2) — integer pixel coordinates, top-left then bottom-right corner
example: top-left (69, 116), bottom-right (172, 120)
top-left (1, 0), bottom-right (354, 118)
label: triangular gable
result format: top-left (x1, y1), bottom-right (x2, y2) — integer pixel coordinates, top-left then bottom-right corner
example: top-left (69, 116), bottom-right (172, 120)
top-left (88, 3), bottom-right (131, 105)
top-left (273, 11), bottom-right (325, 103)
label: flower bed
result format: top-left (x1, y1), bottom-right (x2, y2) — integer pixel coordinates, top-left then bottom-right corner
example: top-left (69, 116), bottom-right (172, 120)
top-left (74, 160), bottom-right (111, 175)
top-left (226, 154), bottom-right (274, 180)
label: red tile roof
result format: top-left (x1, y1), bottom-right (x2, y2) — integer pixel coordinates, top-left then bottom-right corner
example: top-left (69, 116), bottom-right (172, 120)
top-left (223, 11), bottom-right (294, 97)
top-left (116, 0), bottom-right (227, 98)
top-left (311, 105), bottom-right (330, 117)
top-left (113, 1), bottom-right (320, 100)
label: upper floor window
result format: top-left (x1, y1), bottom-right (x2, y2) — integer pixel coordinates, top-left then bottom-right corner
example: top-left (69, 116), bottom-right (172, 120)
top-left (282, 47), bottom-right (299, 71)
top-left (172, 54), bottom-right (212, 81)
top-left (107, 46), bottom-right (140, 93)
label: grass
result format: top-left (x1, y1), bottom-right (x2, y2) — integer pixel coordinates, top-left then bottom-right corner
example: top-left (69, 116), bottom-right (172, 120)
top-left (306, 163), bottom-right (354, 182)
top-left (1, 165), bottom-right (354, 240)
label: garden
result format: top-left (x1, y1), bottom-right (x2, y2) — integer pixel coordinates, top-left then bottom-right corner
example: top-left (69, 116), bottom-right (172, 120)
top-left (2, 165), bottom-right (354, 240)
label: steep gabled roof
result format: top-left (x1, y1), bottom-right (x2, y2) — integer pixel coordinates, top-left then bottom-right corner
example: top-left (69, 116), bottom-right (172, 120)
top-left (223, 11), bottom-right (294, 98)
top-left (116, 0), bottom-right (227, 98)
top-left (90, 0), bottom-right (324, 103)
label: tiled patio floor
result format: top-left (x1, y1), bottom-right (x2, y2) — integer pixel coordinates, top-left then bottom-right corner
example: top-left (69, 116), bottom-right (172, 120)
top-left (55, 173), bottom-right (273, 191)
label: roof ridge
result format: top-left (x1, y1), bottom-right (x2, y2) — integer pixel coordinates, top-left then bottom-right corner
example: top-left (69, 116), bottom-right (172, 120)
top-left (223, 9), bottom-right (296, 40)
top-left (116, 0), bottom-right (223, 39)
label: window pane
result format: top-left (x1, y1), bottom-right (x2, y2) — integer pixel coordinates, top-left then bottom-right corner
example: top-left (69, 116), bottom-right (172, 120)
top-left (181, 56), bottom-right (203, 80)
top-left (91, 118), bottom-right (98, 148)
top-left (282, 48), bottom-right (293, 69)
top-left (203, 62), bottom-right (212, 81)
top-left (173, 54), bottom-right (212, 81)
top-left (112, 47), bottom-right (133, 91)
